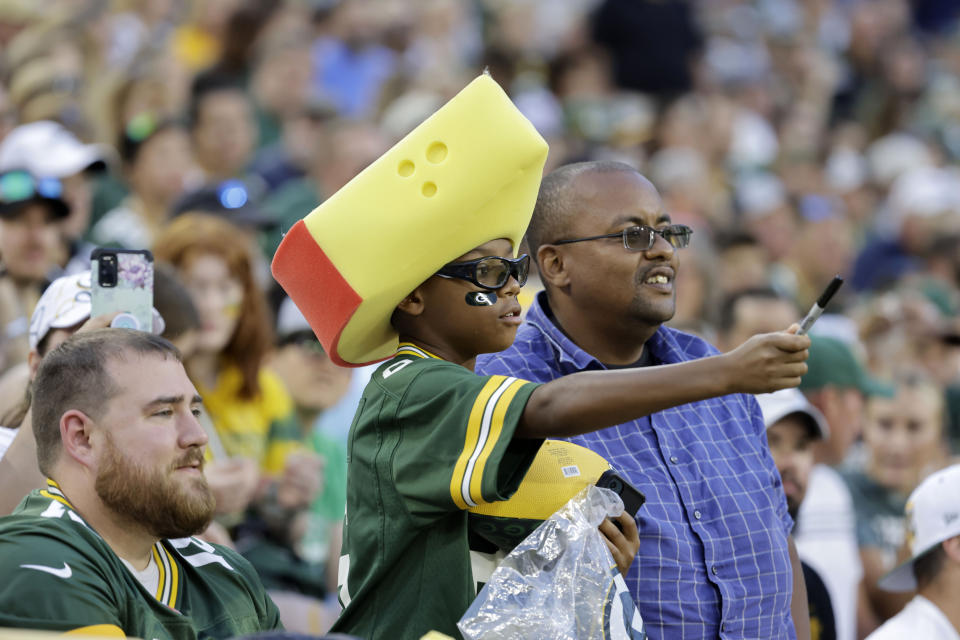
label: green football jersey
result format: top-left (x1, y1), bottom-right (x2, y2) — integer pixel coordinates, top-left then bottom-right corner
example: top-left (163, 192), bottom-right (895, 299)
top-left (0, 480), bottom-right (282, 639)
top-left (332, 343), bottom-right (542, 640)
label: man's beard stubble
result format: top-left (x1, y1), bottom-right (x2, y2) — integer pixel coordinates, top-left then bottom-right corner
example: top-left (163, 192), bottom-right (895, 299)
top-left (95, 435), bottom-right (216, 539)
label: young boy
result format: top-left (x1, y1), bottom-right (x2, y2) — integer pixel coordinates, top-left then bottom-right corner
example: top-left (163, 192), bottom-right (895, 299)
top-left (273, 75), bottom-right (810, 639)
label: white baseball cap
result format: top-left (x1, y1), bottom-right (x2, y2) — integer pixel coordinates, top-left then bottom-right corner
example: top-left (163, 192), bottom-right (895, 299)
top-left (755, 388), bottom-right (829, 439)
top-left (28, 271), bottom-right (92, 351)
top-left (878, 464), bottom-right (960, 592)
top-left (0, 121), bottom-right (110, 177)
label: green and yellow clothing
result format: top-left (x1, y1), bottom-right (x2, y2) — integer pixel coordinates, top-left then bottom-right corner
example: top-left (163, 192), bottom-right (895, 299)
top-left (197, 365), bottom-right (302, 474)
top-left (332, 343), bottom-right (542, 640)
top-left (0, 480), bottom-right (282, 639)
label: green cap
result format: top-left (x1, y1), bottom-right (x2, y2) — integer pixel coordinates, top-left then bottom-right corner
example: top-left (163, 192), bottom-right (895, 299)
top-left (799, 335), bottom-right (894, 397)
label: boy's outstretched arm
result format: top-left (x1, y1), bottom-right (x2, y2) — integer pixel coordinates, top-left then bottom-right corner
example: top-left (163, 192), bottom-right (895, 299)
top-left (516, 328), bottom-right (809, 439)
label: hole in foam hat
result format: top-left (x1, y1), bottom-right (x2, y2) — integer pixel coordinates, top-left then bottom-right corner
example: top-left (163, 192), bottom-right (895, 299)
top-left (426, 141), bottom-right (447, 164)
top-left (422, 181), bottom-right (437, 197)
top-left (398, 160), bottom-right (415, 177)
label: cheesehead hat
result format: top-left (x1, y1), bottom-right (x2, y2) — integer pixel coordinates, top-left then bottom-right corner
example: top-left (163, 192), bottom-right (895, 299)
top-left (271, 73), bottom-right (549, 366)
top-left (468, 440), bottom-right (612, 551)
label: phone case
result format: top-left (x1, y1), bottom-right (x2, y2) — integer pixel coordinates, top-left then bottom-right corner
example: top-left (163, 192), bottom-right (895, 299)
top-left (91, 248), bottom-right (154, 332)
top-left (596, 470), bottom-right (646, 517)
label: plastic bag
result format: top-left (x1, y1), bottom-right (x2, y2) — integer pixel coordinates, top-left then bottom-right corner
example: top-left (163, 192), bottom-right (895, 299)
top-left (458, 485), bottom-right (646, 640)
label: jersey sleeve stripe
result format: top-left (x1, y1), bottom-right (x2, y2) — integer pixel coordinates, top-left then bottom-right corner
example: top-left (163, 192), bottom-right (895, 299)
top-left (449, 376), bottom-right (505, 509)
top-left (458, 376), bottom-right (517, 508)
top-left (467, 377), bottom-right (529, 505)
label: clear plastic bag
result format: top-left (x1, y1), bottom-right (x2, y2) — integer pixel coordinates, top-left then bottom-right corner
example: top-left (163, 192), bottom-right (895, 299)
top-left (458, 485), bottom-right (646, 640)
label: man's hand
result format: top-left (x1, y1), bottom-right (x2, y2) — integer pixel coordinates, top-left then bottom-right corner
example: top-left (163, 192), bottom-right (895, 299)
top-left (599, 511), bottom-right (640, 578)
top-left (723, 324), bottom-right (810, 394)
top-left (204, 457), bottom-right (261, 515)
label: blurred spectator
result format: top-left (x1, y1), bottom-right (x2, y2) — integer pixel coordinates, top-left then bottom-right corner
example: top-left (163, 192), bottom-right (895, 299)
top-left (713, 230), bottom-right (772, 300)
top-left (152, 214), bottom-right (321, 577)
top-left (590, 0), bottom-right (703, 98)
top-left (866, 464), bottom-right (960, 639)
top-left (796, 334), bottom-right (894, 640)
top-left (188, 71), bottom-right (258, 184)
top-left (757, 388), bottom-right (837, 640)
top-left (0, 170), bottom-right (70, 365)
top-left (0, 120), bottom-right (110, 274)
top-left (91, 115), bottom-right (197, 249)
top-left (848, 372), bottom-right (950, 631)
top-left (783, 195), bottom-right (857, 310)
top-left (311, 0), bottom-right (398, 119)
top-left (716, 287), bottom-right (799, 352)
top-left (261, 118), bottom-right (388, 254)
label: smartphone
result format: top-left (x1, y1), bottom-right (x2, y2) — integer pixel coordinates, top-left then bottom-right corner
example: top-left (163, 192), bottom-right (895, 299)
top-left (596, 470), bottom-right (646, 522)
top-left (91, 248), bottom-right (154, 331)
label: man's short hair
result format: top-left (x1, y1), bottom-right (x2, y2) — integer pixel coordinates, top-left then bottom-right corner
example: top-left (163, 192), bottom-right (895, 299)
top-left (32, 329), bottom-right (182, 475)
top-left (526, 160), bottom-right (638, 265)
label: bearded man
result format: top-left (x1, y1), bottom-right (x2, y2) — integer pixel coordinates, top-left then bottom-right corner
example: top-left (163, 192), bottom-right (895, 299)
top-left (0, 329), bottom-right (282, 639)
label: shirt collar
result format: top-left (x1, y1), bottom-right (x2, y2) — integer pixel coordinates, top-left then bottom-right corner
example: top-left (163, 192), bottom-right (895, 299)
top-left (524, 291), bottom-right (610, 370)
top-left (525, 291), bottom-right (678, 369)
top-left (395, 341), bottom-right (443, 360)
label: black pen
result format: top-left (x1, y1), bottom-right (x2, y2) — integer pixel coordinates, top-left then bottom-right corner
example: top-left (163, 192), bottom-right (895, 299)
top-left (797, 276), bottom-right (844, 336)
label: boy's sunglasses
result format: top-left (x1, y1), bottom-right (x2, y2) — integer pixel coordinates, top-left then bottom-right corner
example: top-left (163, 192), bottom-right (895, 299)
top-left (435, 254), bottom-right (530, 291)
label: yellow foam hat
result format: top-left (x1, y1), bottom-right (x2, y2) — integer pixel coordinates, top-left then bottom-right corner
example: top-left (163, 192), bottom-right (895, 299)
top-left (271, 74), bottom-right (548, 366)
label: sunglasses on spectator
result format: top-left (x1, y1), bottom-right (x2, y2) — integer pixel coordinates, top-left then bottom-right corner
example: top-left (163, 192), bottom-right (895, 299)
top-left (551, 224), bottom-right (693, 251)
top-left (436, 254), bottom-right (530, 290)
top-left (0, 170), bottom-right (64, 204)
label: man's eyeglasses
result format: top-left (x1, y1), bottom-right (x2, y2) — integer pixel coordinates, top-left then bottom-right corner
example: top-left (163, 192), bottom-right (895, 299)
top-left (436, 254), bottom-right (530, 290)
top-left (551, 224), bottom-right (693, 252)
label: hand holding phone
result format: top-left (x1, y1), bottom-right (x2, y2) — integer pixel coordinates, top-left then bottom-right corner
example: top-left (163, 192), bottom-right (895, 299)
top-left (91, 249), bottom-right (154, 331)
top-left (596, 470), bottom-right (646, 530)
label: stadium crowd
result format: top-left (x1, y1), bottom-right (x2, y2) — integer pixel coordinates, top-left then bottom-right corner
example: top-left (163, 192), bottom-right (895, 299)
top-left (0, 0), bottom-right (959, 638)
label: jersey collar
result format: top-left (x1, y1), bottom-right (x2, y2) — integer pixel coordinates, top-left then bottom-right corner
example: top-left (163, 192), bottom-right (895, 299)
top-left (396, 342), bottom-right (443, 360)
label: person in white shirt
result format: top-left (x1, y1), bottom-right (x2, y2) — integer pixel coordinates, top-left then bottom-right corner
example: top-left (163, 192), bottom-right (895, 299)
top-left (866, 464), bottom-right (960, 640)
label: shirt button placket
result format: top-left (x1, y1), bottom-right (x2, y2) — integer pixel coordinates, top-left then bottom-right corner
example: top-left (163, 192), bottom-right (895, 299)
top-left (669, 455), bottom-right (679, 464)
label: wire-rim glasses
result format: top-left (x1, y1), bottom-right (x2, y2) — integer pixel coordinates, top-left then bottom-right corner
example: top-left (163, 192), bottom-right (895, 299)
top-left (552, 224), bottom-right (693, 251)
top-left (436, 254), bottom-right (530, 290)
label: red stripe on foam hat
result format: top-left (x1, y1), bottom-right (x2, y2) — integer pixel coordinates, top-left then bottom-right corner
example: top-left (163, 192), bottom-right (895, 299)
top-left (272, 220), bottom-right (362, 367)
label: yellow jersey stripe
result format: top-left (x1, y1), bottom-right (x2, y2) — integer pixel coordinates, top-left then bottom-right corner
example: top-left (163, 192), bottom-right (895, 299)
top-left (162, 545), bottom-right (179, 609)
top-left (43, 479), bottom-right (75, 508)
top-left (39, 490), bottom-right (73, 509)
top-left (153, 545), bottom-right (167, 603)
top-left (396, 342), bottom-right (442, 359)
top-left (467, 378), bottom-right (528, 505)
top-left (449, 376), bottom-right (505, 509)
top-left (63, 624), bottom-right (126, 636)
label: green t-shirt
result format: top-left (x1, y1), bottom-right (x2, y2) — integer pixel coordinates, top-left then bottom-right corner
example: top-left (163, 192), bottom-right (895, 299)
top-left (332, 343), bottom-right (542, 640)
top-left (843, 468), bottom-right (908, 568)
top-left (0, 481), bottom-right (282, 639)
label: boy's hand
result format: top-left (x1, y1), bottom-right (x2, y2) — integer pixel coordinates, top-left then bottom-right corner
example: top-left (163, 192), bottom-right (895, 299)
top-left (599, 511), bottom-right (640, 578)
top-left (722, 324), bottom-right (810, 394)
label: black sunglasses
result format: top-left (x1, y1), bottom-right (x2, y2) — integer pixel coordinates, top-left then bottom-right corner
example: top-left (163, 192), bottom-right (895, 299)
top-left (552, 224), bottom-right (693, 251)
top-left (436, 254), bottom-right (530, 290)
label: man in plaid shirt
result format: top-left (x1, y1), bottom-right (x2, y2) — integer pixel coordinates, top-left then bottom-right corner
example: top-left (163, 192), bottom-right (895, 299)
top-left (477, 161), bottom-right (810, 639)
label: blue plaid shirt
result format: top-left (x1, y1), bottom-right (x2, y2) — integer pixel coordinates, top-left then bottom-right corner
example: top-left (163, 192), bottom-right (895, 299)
top-left (476, 293), bottom-right (796, 640)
